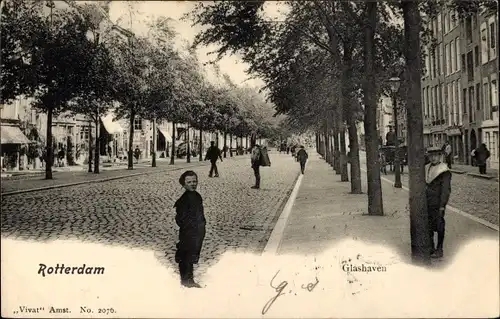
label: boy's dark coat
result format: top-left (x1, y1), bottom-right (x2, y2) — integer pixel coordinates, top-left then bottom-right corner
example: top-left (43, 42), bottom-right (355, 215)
top-left (174, 191), bottom-right (206, 264)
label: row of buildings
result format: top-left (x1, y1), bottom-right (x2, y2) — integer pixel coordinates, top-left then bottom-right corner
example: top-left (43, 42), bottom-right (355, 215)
top-left (0, 0), bottom-right (245, 171)
top-left (377, 5), bottom-right (498, 168)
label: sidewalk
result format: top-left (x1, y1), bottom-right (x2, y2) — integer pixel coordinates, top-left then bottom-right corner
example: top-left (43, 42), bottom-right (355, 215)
top-left (1, 155), bottom-right (250, 195)
top-left (450, 163), bottom-right (499, 180)
top-left (274, 154), bottom-right (498, 264)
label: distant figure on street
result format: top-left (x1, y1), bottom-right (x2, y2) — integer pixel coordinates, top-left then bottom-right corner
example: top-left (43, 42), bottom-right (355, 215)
top-left (425, 147), bottom-right (452, 259)
top-left (205, 141), bottom-right (223, 177)
top-left (58, 148), bottom-right (65, 167)
top-left (250, 143), bottom-right (262, 189)
top-left (386, 127), bottom-right (395, 146)
top-left (296, 146), bottom-right (308, 174)
top-left (134, 146), bottom-right (141, 164)
top-left (472, 143), bottom-right (491, 174)
top-left (442, 141), bottom-right (452, 169)
top-left (173, 170), bottom-right (206, 288)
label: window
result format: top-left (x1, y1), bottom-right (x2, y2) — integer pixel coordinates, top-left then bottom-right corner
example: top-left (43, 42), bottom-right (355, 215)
top-left (457, 81), bottom-right (462, 125)
top-left (476, 83), bottom-right (481, 111)
top-left (466, 17), bottom-right (473, 42)
top-left (439, 43), bottom-right (444, 75)
top-left (456, 39), bottom-right (461, 71)
top-left (134, 117), bottom-right (142, 130)
top-left (446, 83), bottom-right (453, 126)
top-left (467, 51), bottom-right (474, 82)
top-left (79, 126), bottom-right (90, 141)
top-left (491, 79), bottom-right (498, 113)
top-left (450, 10), bottom-right (457, 29)
top-left (444, 12), bottom-right (449, 34)
top-left (461, 54), bottom-right (466, 70)
top-left (450, 82), bottom-right (455, 124)
top-left (474, 46), bottom-right (479, 67)
top-left (445, 43), bottom-right (450, 75)
top-left (493, 132), bottom-right (498, 160)
top-left (483, 79), bottom-right (490, 120)
top-left (469, 86), bottom-right (475, 122)
top-left (455, 81), bottom-right (460, 124)
top-left (430, 87), bottom-right (435, 120)
top-left (481, 22), bottom-right (489, 64)
top-left (437, 13), bottom-right (442, 34)
top-left (451, 40), bottom-right (456, 73)
top-left (440, 84), bottom-right (444, 121)
top-left (426, 87), bottom-right (430, 118)
top-left (424, 48), bottom-right (430, 76)
top-left (488, 18), bottom-right (496, 59)
top-left (463, 88), bottom-right (468, 120)
top-left (433, 48), bottom-right (438, 78)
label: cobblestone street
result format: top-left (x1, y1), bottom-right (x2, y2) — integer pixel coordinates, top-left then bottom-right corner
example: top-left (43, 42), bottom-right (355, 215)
top-left (1, 152), bottom-right (300, 275)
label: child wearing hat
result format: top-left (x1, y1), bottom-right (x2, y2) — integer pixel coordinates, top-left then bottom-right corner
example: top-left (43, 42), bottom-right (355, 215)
top-left (425, 146), bottom-right (452, 258)
top-left (174, 170), bottom-right (206, 288)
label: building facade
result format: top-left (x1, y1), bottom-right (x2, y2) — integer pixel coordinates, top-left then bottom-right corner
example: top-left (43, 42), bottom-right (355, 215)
top-left (420, 6), bottom-right (498, 168)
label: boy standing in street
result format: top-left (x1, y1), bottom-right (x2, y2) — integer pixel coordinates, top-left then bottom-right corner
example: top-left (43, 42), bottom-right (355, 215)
top-left (205, 141), bottom-right (223, 177)
top-left (296, 146), bottom-right (308, 174)
top-left (174, 170), bottom-right (206, 288)
top-left (425, 147), bottom-right (452, 259)
top-left (250, 143), bottom-right (261, 189)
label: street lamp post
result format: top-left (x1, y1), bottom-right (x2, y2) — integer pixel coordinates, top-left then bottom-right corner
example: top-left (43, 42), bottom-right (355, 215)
top-left (388, 77), bottom-right (402, 189)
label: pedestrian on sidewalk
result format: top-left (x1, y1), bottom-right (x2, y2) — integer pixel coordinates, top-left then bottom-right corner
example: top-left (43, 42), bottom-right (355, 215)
top-left (251, 143), bottom-right (262, 189)
top-left (296, 145), bottom-right (308, 174)
top-left (425, 147), bottom-right (452, 259)
top-left (134, 146), bottom-right (141, 164)
top-left (205, 141), bottom-right (223, 177)
top-left (472, 143), bottom-right (490, 174)
top-left (173, 170), bottom-right (206, 288)
top-left (442, 140), bottom-right (452, 169)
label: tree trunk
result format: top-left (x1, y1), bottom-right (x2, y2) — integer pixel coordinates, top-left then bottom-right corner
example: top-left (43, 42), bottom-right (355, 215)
top-left (333, 129), bottom-right (340, 174)
top-left (128, 110), bottom-right (134, 170)
top-left (170, 122), bottom-right (176, 165)
top-left (88, 119), bottom-right (92, 173)
top-left (329, 129), bottom-right (335, 167)
top-left (198, 128), bottom-right (203, 162)
top-left (339, 127), bottom-right (349, 181)
top-left (363, 1), bottom-right (384, 214)
top-left (230, 133), bottom-right (233, 157)
top-left (342, 44), bottom-right (362, 193)
top-left (315, 132), bottom-right (319, 153)
top-left (152, 118), bottom-right (157, 167)
top-left (186, 122), bottom-right (191, 163)
top-left (45, 106), bottom-right (54, 180)
top-left (223, 131), bottom-right (228, 158)
top-left (93, 110), bottom-right (100, 174)
top-left (324, 124), bottom-right (331, 163)
top-left (403, 0), bottom-right (431, 265)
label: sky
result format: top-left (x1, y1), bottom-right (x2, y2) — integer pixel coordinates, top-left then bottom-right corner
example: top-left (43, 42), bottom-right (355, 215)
top-left (107, 1), bottom-right (289, 90)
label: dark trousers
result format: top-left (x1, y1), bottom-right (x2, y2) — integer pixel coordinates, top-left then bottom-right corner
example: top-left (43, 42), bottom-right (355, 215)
top-left (299, 160), bottom-right (306, 174)
top-left (445, 155), bottom-right (452, 169)
top-left (478, 164), bottom-right (487, 174)
top-left (252, 165), bottom-right (260, 187)
top-left (178, 261), bottom-right (194, 282)
top-left (209, 160), bottom-right (219, 176)
top-left (429, 210), bottom-right (446, 251)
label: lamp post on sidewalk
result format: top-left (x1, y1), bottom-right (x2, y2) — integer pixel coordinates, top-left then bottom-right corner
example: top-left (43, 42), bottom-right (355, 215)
top-left (388, 77), bottom-right (402, 189)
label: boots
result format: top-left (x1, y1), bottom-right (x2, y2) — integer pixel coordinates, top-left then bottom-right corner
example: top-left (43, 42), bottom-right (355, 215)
top-left (179, 262), bottom-right (201, 288)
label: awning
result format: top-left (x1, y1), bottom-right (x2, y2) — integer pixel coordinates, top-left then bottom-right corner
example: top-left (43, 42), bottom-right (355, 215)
top-left (158, 129), bottom-right (172, 142)
top-left (1, 125), bottom-right (32, 144)
top-left (101, 114), bottom-right (123, 135)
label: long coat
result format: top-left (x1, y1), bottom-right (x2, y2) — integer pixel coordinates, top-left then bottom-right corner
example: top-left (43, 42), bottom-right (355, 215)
top-left (474, 147), bottom-right (491, 166)
top-left (425, 162), bottom-right (451, 231)
top-left (174, 191), bottom-right (206, 264)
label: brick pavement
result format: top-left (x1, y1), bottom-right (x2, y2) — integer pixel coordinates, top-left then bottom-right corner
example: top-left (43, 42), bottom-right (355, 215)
top-left (276, 154), bottom-right (498, 265)
top-left (1, 152), bottom-right (299, 277)
top-left (0, 156), bottom-right (250, 195)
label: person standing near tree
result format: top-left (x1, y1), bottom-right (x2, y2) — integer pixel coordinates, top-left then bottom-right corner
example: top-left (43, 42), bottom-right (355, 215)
top-left (205, 141), bottom-right (223, 177)
top-left (296, 145), bottom-right (308, 174)
top-left (173, 170), bottom-right (206, 288)
top-left (425, 147), bottom-right (452, 259)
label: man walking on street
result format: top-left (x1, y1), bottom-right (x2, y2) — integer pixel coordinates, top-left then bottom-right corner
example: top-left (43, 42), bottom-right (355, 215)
top-left (425, 147), bottom-right (452, 259)
top-left (250, 142), bottom-right (261, 189)
top-left (205, 141), bottom-right (223, 177)
top-left (296, 145), bottom-right (308, 174)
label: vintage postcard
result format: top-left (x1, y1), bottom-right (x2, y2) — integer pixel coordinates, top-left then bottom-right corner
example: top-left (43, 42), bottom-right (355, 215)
top-left (1, 1), bottom-right (499, 318)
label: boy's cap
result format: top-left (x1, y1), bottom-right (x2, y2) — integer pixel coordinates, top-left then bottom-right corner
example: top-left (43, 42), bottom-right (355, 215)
top-left (426, 146), bottom-right (443, 154)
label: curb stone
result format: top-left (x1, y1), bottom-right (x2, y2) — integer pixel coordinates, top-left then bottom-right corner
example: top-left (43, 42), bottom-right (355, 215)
top-left (1, 162), bottom-right (210, 197)
top-left (466, 172), bottom-right (495, 180)
top-left (450, 169), bottom-right (466, 175)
